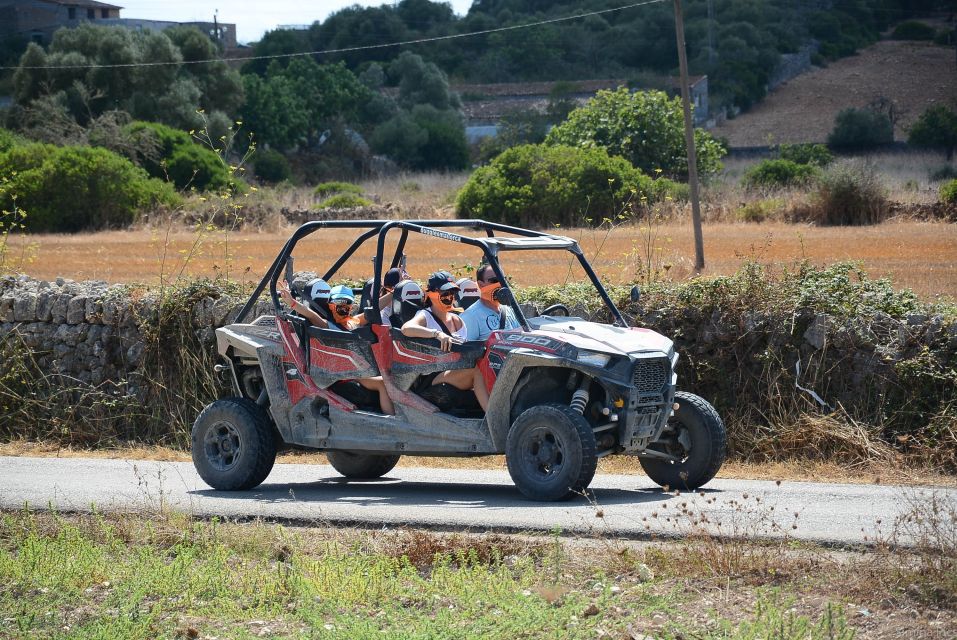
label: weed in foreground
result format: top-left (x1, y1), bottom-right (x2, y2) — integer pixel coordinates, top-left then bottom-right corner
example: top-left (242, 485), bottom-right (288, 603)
top-left (0, 509), bottom-right (889, 640)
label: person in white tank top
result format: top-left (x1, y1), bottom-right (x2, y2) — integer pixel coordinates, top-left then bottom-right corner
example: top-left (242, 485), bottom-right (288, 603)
top-left (401, 271), bottom-right (489, 411)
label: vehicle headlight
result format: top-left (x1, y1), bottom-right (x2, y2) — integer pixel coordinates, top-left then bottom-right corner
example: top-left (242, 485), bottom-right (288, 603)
top-left (577, 351), bottom-right (612, 368)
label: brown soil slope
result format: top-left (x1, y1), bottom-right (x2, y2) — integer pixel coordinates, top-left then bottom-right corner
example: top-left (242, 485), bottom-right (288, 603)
top-left (713, 40), bottom-right (957, 146)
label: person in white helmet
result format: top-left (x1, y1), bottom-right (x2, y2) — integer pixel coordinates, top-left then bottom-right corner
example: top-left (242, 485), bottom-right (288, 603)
top-left (279, 279), bottom-right (394, 415)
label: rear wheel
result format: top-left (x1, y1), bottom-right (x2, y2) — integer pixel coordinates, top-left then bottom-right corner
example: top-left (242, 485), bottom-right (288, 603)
top-left (326, 451), bottom-right (401, 479)
top-left (506, 403), bottom-right (597, 501)
top-left (191, 397), bottom-right (277, 490)
top-left (639, 391), bottom-right (726, 490)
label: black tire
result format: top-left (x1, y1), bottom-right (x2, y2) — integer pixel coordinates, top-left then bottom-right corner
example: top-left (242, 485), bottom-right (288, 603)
top-left (639, 391), bottom-right (726, 490)
top-left (326, 451), bottom-right (401, 479)
top-left (505, 403), bottom-right (598, 501)
top-left (191, 397), bottom-right (277, 491)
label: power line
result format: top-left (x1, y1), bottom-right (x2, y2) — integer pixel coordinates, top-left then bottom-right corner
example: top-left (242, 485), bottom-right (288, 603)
top-left (1, 0), bottom-right (667, 71)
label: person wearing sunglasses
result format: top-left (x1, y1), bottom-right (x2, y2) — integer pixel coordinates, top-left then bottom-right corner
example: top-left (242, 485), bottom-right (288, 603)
top-left (460, 263), bottom-right (520, 342)
top-left (279, 281), bottom-right (395, 415)
top-left (401, 271), bottom-right (489, 411)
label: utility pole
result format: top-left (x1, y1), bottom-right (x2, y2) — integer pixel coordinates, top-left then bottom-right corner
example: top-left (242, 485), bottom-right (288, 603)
top-left (673, 0), bottom-right (705, 271)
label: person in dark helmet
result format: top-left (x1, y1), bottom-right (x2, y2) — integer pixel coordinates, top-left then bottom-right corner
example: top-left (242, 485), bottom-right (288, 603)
top-left (401, 270), bottom-right (489, 411)
top-left (460, 263), bottom-right (519, 342)
top-left (378, 267), bottom-right (405, 326)
top-left (279, 279), bottom-right (394, 415)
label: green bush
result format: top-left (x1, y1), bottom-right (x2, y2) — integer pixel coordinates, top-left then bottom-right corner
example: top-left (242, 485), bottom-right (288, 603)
top-left (930, 165), bottom-right (957, 182)
top-left (891, 21), bottom-right (936, 41)
top-left (941, 179), bottom-right (957, 204)
top-left (455, 143), bottom-right (680, 228)
top-left (827, 108), bottom-right (894, 151)
top-left (743, 159), bottom-right (819, 190)
top-left (252, 148), bottom-right (291, 184)
top-left (0, 128), bottom-right (26, 154)
top-left (122, 121), bottom-right (236, 192)
top-left (909, 105), bottom-right (957, 160)
top-left (315, 193), bottom-right (373, 209)
top-left (0, 145), bottom-right (180, 232)
top-left (806, 165), bottom-right (889, 226)
top-left (545, 88), bottom-right (726, 178)
top-left (934, 28), bottom-right (955, 46)
top-left (737, 199), bottom-right (782, 223)
top-left (314, 181), bottom-right (362, 198)
top-left (778, 143), bottom-right (833, 167)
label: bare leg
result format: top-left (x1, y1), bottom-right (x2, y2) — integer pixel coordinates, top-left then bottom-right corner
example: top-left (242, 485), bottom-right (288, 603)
top-left (433, 368), bottom-right (488, 412)
top-left (472, 368), bottom-right (489, 412)
top-left (358, 377), bottom-right (395, 415)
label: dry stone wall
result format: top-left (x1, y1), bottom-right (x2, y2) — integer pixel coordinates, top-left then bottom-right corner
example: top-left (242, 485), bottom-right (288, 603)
top-left (1, 274), bottom-right (954, 462)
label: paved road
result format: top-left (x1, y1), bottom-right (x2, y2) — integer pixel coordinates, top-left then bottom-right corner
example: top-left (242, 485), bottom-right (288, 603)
top-left (1, 456), bottom-right (954, 546)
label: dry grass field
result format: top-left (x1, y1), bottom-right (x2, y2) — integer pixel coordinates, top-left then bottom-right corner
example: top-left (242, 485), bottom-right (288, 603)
top-left (9, 219), bottom-right (956, 299)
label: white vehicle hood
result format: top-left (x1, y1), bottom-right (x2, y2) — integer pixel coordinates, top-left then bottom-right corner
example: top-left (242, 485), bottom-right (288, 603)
top-left (531, 319), bottom-right (673, 356)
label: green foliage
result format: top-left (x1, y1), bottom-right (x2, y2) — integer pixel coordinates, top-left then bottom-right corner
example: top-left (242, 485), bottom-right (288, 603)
top-left (930, 165), bottom-right (957, 182)
top-left (388, 51), bottom-right (461, 111)
top-left (827, 108), bottom-right (894, 150)
top-left (371, 104), bottom-right (468, 171)
top-left (940, 179), bottom-right (957, 204)
top-left (12, 24), bottom-right (241, 133)
top-left (806, 164), bottom-right (889, 225)
top-left (241, 58), bottom-right (379, 151)
top-left (0, 144), bottom-right (180, 232)
top-left (909, 105), bottom-right (957, 160)
top-left (737, 199), bottom-right (782, 223)
top-left (545, 88), bottom-right (726, 178)
top-left (0, 128), bottom-right (26, 154)
top-left (891, 20), bottom-right (937, 41)
top-left (314, 181), bottom-right (362, 198)
top-left (252, 148), bottom-right (291, 184)
top-left (743, 159), bottom-right (819, 190)
top-left (316, 193), bottom-right (373, 209)
top-left (455, 143), bottom-right (680, 228)
top-left (122, 121), bottom-right (234, 192)
top-left (778, 143), bottom-right (833, 167)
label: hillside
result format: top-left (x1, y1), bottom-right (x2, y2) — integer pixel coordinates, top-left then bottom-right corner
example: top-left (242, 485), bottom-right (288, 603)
top-left (712, 40), bottom-right (957, 146)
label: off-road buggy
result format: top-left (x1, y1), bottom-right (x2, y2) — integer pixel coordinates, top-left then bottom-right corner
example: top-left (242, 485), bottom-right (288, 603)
top-left (192, 219), bottom-right (726, 500)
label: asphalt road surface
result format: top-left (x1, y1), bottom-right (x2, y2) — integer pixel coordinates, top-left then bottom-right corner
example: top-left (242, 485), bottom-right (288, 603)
top-left (1, 456), bottom-right (954, 547)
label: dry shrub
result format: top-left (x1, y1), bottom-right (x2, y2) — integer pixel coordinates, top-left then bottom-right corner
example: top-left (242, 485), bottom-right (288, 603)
top-left (799, 164), bottom-right (889, 225)
top-left (378, 529), bottom-right (545, 570)
top-left (851, 491), bottom-right (957, 608)
top-left (737, 411), bottom-right (898, 467)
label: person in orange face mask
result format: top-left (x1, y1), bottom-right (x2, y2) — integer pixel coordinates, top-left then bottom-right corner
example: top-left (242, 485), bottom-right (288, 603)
top-left (401, 271), bottom-right (489, 412)
top-left (460, 263), bottom-right (520, 342)
top-left (279, 281), bottom-right (394, 415)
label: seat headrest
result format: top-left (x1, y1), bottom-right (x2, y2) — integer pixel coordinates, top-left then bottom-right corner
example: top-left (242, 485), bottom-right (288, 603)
top-left (358, 277), bottom-right (375, 311)
top-left (391, 279), bottom-right (423, 327)
top-left (456, 278), bottom-right (480, 309)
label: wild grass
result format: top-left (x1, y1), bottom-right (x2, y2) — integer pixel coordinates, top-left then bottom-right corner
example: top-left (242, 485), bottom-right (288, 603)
top-left (11, 508), bottom-right (947, 639)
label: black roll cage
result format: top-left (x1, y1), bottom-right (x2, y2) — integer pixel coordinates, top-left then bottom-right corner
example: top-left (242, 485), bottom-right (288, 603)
top-left (235, 219), bottom-right (629, 329)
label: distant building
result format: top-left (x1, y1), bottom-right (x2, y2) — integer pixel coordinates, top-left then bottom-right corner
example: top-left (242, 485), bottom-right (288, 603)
top-left (0, 0), bottom-right (236, 48)
top-left (0, 0), bottom-right (122, 44)
top-left (454, 76), bottom-right (709, 142)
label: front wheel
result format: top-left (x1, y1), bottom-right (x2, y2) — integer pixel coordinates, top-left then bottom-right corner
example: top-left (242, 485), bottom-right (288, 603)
top-left (326, 451), bottom-right (401, 479)
top-left (639, 391), bottom-right (726, 490)
top-left (506, 403), bottom-right (597, 501)
top-left (191, 397), bottom-right (277, 491)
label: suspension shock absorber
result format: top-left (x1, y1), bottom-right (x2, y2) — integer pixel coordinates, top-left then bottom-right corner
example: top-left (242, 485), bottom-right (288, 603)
top-left (569, 376), bottom-right (590, 415)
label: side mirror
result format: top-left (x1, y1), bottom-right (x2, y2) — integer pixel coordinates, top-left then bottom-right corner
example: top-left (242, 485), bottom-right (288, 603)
top-left (630, 285), bottom-right (641, 303)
